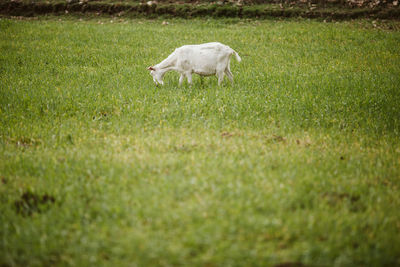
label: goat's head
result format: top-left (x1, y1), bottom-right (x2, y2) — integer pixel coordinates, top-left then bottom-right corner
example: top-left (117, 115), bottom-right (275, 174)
top-left (147, 66), bottom-right (164, 85)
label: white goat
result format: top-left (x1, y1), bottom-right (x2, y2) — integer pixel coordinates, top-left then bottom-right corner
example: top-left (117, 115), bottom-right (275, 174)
top-left (147, 42), bottom-right (241, 86)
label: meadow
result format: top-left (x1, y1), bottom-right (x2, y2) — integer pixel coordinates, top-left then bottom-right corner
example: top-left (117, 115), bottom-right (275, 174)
top-left (0, 16), bottom-right (400, 266)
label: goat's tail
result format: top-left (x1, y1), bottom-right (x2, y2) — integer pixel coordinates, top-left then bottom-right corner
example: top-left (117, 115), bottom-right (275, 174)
top-left (231, 49), bottom-right (242, 63)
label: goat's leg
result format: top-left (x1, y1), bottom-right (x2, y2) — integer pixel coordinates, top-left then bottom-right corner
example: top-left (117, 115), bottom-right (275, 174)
top-left (179, 74), bottom-right (185, 86)
top-left (225, 66), bottom-right (234, 84)
top-left (186, 73), bottom-right (193, 85)
top-left (216, 71), bottom-right (225, 86)
top-left (225, 62), bottom-right (233, 84)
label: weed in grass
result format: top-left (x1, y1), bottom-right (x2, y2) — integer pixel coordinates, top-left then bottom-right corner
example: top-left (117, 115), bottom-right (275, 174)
top-left (14, 191), bottom-right (56, 216)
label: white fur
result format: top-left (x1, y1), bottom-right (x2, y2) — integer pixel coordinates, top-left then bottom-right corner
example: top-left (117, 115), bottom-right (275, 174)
top-left (148, 42), bottom-right (241, 86)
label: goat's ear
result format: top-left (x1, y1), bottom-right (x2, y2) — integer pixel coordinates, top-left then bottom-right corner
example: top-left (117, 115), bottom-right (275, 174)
top-left (147, 66), bottom-right (155, 71)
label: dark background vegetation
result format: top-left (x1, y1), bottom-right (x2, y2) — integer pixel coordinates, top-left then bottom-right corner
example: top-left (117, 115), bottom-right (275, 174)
top-left (0, 0), bottom-right (399, 19)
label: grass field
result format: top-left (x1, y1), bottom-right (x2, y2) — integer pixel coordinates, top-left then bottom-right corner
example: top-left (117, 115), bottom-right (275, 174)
top-left (1, 17), bottom-right (400, 266)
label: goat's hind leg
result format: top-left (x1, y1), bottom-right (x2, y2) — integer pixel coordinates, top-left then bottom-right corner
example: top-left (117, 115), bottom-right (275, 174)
top-left (225, 67), bottom-right (234, 84)
top-left (216, 70), bottom-right (225, 86)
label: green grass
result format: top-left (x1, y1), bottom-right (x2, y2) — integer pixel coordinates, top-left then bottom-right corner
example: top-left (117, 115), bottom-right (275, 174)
top-left (0, 17), bottom-right (400, 266)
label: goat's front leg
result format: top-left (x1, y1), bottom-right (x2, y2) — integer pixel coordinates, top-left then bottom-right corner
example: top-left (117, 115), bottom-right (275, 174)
top-left (186, 73), bottom-right (193, 85)
top-left (179, 74), bottom-right (185, 86)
